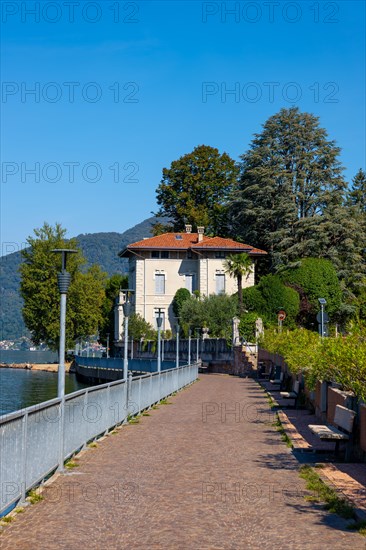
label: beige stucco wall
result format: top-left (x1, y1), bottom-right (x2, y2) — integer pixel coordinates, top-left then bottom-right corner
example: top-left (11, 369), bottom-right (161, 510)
top-left (125, 252), bottom-right (256, 332)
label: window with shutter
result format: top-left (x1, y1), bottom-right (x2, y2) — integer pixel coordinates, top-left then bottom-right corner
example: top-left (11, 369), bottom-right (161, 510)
top-left (215, 274), bottom-right (225, 294)
top-left (155, 273), bottom-right (165, 295)
top-left (185, 274), bottom-right (195, 294)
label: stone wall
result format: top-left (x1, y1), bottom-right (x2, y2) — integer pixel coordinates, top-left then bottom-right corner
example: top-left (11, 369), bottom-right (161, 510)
top-left (359, 404), bottom-right (366, 453)
top-left (326, 386), bottom-right (354, 424)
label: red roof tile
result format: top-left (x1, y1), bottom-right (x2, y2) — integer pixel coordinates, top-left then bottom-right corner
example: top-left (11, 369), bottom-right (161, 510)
top-left (119, 233), bottom-right (267, 256)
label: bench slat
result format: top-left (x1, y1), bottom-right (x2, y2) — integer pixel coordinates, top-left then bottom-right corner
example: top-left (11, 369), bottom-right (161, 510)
top-left (334, 405), bottom-right (356, 433)
top-left (308, 424), bottom-right (349, 441)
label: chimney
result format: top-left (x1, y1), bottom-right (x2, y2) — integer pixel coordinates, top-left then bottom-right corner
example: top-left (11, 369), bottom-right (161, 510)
top-left (185, 224), bottom-right (192, 234)
top-left (197, 226), bottom-right (205, 242)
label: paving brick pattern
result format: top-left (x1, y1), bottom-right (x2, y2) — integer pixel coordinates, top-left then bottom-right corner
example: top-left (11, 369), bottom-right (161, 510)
top-left (1, 375), bottom-right (364, 550)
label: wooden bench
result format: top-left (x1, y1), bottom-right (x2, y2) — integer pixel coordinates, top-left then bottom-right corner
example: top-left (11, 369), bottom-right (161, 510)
top-left (280, 380), bottom-right (300, 407)
top-left (308, 405), bottom-right (356, 455)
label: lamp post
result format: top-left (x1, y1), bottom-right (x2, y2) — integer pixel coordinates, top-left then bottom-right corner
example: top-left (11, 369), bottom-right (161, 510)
top-left (188, 328), bottom-right (191, 365)
top-left (318, 298), bottom-right (327, 338)
top-left (52, 249), bottom-right (77, 398)
top-left (156, 308), bottom-right (163, 373)
top-left (196, 328), bottom-right (200, 363)
top-left (176, 322), bottom-right (180, 369)
top-left (106, 333), bottom-right (110, 358)
top-left (122, 290), bottom-right (134, 380)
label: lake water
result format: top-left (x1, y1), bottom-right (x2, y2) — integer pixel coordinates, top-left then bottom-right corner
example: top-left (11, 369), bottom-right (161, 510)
top-left (0, 368), bottom-right (90, 416)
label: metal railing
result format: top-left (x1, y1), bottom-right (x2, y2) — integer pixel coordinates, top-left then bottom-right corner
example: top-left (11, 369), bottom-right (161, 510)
top-left (75, 356), bottom-right (181, 372)
top-left (0, 363), bottom-right (198, 515)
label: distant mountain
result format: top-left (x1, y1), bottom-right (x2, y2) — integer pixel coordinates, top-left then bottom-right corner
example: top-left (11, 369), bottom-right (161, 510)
top-left (0, 217), bottom-right (160, 340)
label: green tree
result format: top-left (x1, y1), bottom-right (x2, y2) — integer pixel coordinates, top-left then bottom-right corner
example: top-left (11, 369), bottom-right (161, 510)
top-left (280, 258), bottom-right (342, 324)
top-left (241, 286), bottom-right (266, 314)
top-left (156, 145), bottom-right (239, 235)
top-left (128, 313), bottom-right (156, 341)
top-left (224, 253), bottom-right (253, 313)
top-left (311, 201), bottom-right (365, 311)
top-left (172, 288), bottom-right (192, 318)
top-left (348, 168), bottom-right (366, 214)
top-left (20, 223), bottom-right (107, 350)
top-left (230, 107), bottom-right (348, 270)
top-left (180, 294), bottom-right (237, 340)
top-left (99, 274), bottom-right (128, 344)
top-left (178, 296), bottom-right (206, 334)
top-left (68, 265), bottom-right (107, 340)
top-left (257, 275), bottom-right (300, 325)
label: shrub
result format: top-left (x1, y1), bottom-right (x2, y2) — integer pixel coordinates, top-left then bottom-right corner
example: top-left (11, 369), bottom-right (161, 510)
top-left (242, 286), bottom-right (266, 313)
top-left (128, 313), bottom-right (156, 341)
top-left (280, 258), bottom-right (342, 320)
top-left (179, 293), bottom-right (237, 340)
top-left (172, 288), bottom-right (191, 318)
top-left (257, 275), bottom-right (300, 324)
top-left (239, 312), bottom-right (258, 342)
top-left (260, 325), bottom-right (366, 401)
top-left (202, 294), bottom-right (238, 339)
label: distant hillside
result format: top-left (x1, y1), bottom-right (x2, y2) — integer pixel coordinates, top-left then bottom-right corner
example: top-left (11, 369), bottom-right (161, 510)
top-left (0, 217), bottom-right (160, 340)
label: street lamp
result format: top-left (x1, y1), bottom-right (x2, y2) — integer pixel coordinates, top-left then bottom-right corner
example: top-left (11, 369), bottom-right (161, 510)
top-left (52, 249), bottom-right (77, 399)
top-left (176, 322), bottom-right (180, 369)
top-left (156, 308), bottom-right (163, 373)
top-left (106, 333), bottom-right (110, 358)
top-left (318, 298), bottom-right (327, 338)
top-left (195, 328), bottom-right (200, 363)
top-left (188, 328), bottom-right (191, 365)
top-left (122, 290), bottom-right (134, 380)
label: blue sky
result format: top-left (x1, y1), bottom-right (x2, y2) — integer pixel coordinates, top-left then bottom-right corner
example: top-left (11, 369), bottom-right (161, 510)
top-left (1, 0), bottom-right (365, 253)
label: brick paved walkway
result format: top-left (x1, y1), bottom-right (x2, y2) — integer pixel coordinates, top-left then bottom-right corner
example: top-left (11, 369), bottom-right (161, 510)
top-left (1, 375), bottom-right (364, 550)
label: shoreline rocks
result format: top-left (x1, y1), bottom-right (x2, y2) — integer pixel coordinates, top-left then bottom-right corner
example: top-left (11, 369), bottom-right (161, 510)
top-left (0, 362), bottom-right (73, 373)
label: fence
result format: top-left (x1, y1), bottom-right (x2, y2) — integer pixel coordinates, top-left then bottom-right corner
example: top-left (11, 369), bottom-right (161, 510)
top-left (0, 363), bottom-right (198, 515)
top-left (75, 356), bottom-right (181, 372)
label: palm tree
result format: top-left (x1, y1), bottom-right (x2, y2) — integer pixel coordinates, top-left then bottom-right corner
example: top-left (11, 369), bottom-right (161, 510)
top-left (224, 253), bottom-right (253, 314)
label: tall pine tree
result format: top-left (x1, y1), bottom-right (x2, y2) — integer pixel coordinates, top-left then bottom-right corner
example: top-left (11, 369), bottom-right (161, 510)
top-left (230, 107), bottom-right (347, 269)
top-left (348, 168), bottom-right (366, 214)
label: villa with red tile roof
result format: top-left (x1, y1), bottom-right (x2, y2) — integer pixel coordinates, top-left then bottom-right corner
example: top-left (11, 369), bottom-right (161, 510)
top-left (117, 226), bottom-right (266, 334)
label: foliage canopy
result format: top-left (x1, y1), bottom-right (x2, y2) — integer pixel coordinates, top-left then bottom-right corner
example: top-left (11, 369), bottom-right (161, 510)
top-left (156, 144), bottom-right (239, 235)
top-left (20, 223), bottom-right (107, 350)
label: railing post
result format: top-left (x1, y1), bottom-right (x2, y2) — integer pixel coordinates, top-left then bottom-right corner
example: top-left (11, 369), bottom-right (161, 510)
top-left (58, 397), bottom-right (65, 472)
top-left (21, 410), bottom-right (28, 502)
top-left (126, 372), bottom-right (133, 417)
top-left (138, 377), bottom-right (142, 414)
top-left (82, 390), bottom-right (89, 448)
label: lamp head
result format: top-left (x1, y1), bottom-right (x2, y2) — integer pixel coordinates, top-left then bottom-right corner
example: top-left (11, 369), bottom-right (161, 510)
top-left (51, 249), bottom-right (78, 271)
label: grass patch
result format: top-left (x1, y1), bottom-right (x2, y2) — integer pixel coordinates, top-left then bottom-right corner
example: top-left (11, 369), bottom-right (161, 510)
top-left (160, 398), bottom-right (172, 405)
top-left (273, 413), bottom-right (293, 448)
top-left (142, 412), bottom-right (150, 416)
top-left (14, 507), bottom-right (24, 514)
top-left (127, 415), bottom-right (140, 424)
top-left (65, 460), bottom-right (79, 469)
top-left (109, 430), bottom-right (118, 435)
top-left (267, 395), bottom-right (277, 409)
top-left (27, 489), bottom-right (43, 504)
top-left (152, 405), bottom-right (159, 410)
top-left (347, 520), bottom-right (366, 535)
top-left (88, 441), bottom-right (98, 447)
top-left (1, 516), bottom-right (13, 524)
top-left (299, 465), bottom-right (355, 520)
